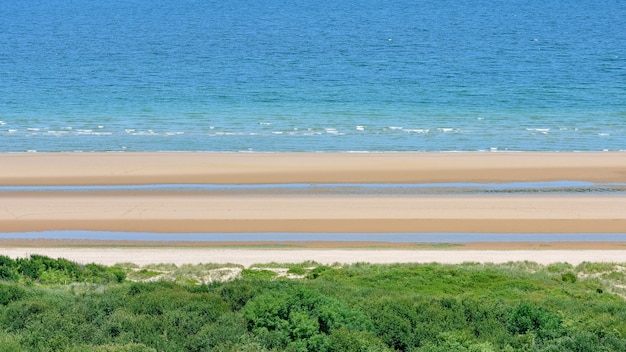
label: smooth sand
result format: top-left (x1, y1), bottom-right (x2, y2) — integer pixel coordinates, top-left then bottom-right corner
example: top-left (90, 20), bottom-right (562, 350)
top-left (2, 195), bottom-right (626, 233)
top-left (2, 152), bottom-right (626, 185)
top-left (1, 246), bottom-right (626, 266)
top-left (1, 152), bottom-right (626, 264)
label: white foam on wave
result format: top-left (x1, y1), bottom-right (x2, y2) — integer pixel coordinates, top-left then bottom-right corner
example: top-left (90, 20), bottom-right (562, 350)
top-left (47, 130), bottom-right (69, 136)
top-left (0, 121), bottom-right (5, 125)
top-left (403, 128), bottom-right (429, 134)
top-left (355, 125), bottom-right (365, 131)
top-left (526, 128), bottom-right (550, 135)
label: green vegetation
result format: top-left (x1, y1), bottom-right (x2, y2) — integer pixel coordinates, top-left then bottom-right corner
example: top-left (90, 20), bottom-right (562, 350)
top-left (1, 255), bottom-right (626, 351)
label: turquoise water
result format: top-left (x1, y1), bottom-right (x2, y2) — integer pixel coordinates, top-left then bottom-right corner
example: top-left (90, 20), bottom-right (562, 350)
top-left (1, 0), bottom-right (625, 152)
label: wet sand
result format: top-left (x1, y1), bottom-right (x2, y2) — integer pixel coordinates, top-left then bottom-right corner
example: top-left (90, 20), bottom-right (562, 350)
top-left (2, 152), bottom-right (626, 185)
top-left (2, 195), bottom-right (626, 233)
top-left (1, 152), bottom-right (626, 264)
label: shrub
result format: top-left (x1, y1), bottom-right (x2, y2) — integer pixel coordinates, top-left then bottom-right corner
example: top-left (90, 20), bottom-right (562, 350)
top-left (329, 328), bottom-right (391, 352)
top-left (0, 331), bottom-right (26, 352)
top-left (287, 266), bottom-right (306, 276)
top-left (0, 255), bottom-right (18, 282)
top-left (0, 266), bottom-right (19, 282)
top-left (546, 262), bottom-right (574, 273)
top-left (16, 258), bottom-right (41, 280)
top-left (308, 265), bottom-right (332, 279)
top-left (561, 272), bottom-right (577, 283)
top-left (0, 283), bottom-right (26, 305)
top-left (69, 343), bottom-right (157, 352)
top-left (507, 302), bottom-right (563, 341)
top-left (218, 280), bottom-right (254, 310)
top-left (191, 312), bottom-right (247, 350)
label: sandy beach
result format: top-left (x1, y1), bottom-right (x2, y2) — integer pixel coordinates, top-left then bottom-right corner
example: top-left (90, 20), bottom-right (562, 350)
top-left (1, 152), bottom-right (626, 264)
top-left (2, 194), bottom-right (626, 233)
top-left (2, 152), bottom-right (626, 185)
top-left (1, 245), bottom-right (626, 266)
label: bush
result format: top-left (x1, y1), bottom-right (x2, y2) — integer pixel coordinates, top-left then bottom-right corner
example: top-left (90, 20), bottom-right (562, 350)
top-left (287, 266), bottom-right (306, 276)
top-left (11, 255), bottom-right (124, 284)
top-left (218, 280), bottom-right (254, 310)
top-left (0, 261), bottom-right (624, 351)
top-left (546, 262), bottom-right (574, 273)
top-left (329, 328), bottom-right (391, 352)
top-left (561, 272), bottom-right (577, 283)
top-left (0, 331), bottom-right (25, 352)
top-left (69, 343), bottom-right (157, 352)
top-left (507, 302), bottom-right (563, 342)
top-left (308, 265), bottom-right (332, 279)
top-left (0, 266), bottom-right (19, 282)
top-left (191, 312), bottom-right (247, 350)
top-left (0, 256), bottom-right (18, 282)
top-left (0, 283), bottom-right (26, 305)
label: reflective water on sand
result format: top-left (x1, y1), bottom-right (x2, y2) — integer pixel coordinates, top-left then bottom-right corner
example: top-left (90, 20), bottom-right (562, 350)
top-left (2, 231), bottom-right (626, 243)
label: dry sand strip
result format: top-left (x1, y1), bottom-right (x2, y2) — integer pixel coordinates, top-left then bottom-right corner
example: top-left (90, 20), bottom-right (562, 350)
top-left (1, 195), bottom-right (626, 233)
top-left (1, 152), bottom-right (626, 185)
top-left (2, 247), bottom-right (626, 266)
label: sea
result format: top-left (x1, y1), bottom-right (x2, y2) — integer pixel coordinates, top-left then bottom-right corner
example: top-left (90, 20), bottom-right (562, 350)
top-left (1, 0), bottom-right (625, 153)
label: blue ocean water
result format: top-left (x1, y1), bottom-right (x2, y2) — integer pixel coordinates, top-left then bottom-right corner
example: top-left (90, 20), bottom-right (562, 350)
top-left (1, 0), bottom-right (625, 152)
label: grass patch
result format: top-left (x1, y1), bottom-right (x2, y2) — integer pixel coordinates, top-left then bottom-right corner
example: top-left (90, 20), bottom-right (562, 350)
top-left (241, 269), bottom-right (278, 280)
top-left (126, 269), bottom-right (161, 281)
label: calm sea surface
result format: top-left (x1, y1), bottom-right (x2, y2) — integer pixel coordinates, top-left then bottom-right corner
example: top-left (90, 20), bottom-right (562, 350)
top-left (1, 0), bottom-right (625, 152)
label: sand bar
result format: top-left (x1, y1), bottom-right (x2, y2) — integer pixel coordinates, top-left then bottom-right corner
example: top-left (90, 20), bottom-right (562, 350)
top-left (2, 152), bottom-right (626, 185)
top-left (1, 194), bottom-right (626, 233)
top-left (2, 152), bottom-right (626, 234)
